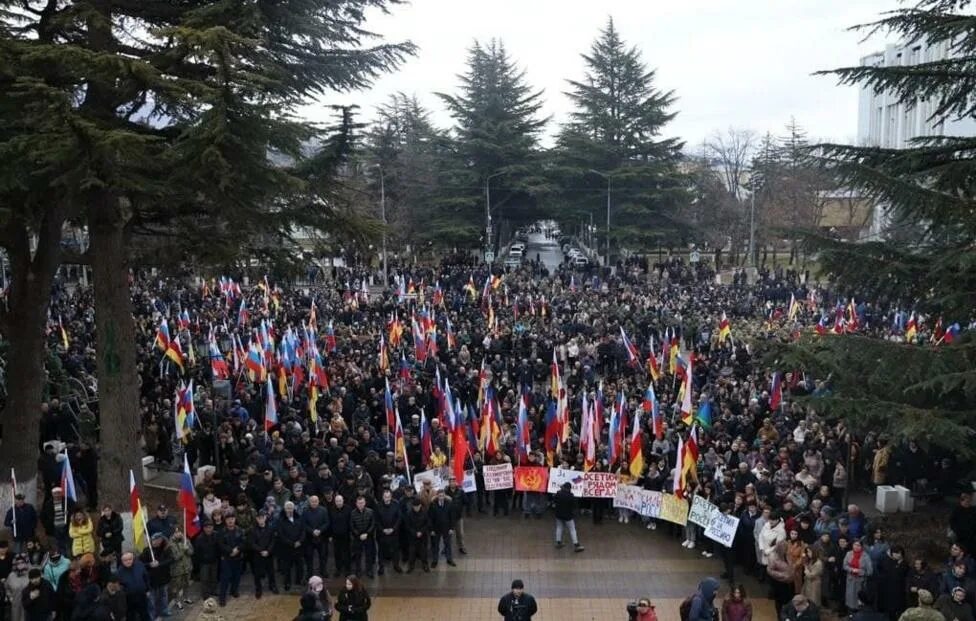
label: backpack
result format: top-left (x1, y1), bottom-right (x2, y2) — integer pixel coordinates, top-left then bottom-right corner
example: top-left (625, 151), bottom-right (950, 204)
top-left (679, 596), bottom-right (693, 621)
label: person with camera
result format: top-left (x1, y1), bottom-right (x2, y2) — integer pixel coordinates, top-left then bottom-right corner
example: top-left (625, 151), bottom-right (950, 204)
top-left (497, 579), bottom-right (537, 621)
top-left (626, 598), bottom-right (658, 621)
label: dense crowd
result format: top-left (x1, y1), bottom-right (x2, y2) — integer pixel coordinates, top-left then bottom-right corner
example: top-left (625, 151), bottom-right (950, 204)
top-left (1, 247), bottom-right (974, 621)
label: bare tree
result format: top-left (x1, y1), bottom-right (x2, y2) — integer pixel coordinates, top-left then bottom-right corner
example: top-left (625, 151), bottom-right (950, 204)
top-left (706, 128), bottom-right (757, 202)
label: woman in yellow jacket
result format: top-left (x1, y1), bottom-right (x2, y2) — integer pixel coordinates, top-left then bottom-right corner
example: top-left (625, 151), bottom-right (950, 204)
top-left (429, 445), bottom-right (448, 468)
top-left (69, 509), bottom-right (97, 558)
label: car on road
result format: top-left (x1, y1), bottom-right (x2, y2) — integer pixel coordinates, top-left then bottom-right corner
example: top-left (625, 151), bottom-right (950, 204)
top-left (571, 255), bottom-right (588, 267)
top-left (509, 247), bottom-right (524, 259)
top-left (510, 242), bottom-right (526, 253)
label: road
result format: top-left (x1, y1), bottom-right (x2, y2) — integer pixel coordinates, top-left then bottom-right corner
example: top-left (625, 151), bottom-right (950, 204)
top-left (525, 231), bottom-right (564, 272)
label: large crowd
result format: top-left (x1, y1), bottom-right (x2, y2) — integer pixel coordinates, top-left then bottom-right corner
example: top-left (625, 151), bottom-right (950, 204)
top-left (0, 246), bottom-right (974, 621)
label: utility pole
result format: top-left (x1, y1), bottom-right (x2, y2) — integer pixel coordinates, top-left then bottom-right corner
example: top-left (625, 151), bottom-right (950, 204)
top-left (748, 176), bottom-right (756, 267)
top-left (485, 171), bottom-right (504, 262)
top-left (589, 170), bottom-right (612, 266)
top-left (373, 164), bottom-right (388, 286)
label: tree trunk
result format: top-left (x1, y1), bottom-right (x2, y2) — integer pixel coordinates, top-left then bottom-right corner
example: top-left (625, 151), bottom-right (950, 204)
top-left (0, 210), bottom-right (64, 510)
top-left (89, 197), bottom-right (142, 511)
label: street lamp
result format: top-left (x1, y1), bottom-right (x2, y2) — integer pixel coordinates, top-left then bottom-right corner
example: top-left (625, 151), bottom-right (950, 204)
top-left (485, 171), bottom-right (505, 261)
top-left (372, 164), bottom-right (388, 286)
top-left (589, 169), bottom-right (612, 267)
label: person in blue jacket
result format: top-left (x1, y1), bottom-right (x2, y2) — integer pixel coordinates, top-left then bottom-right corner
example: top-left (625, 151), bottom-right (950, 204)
top-left (688, 577), bottom-right (720, 621)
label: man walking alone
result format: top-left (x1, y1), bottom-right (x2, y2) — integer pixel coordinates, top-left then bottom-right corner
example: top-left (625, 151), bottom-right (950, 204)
top-left (553, 482), bottom-right (584, 552)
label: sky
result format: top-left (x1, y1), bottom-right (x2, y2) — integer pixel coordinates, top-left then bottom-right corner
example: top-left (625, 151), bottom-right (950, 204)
top-left (299, 0), bottom-right (899, 149)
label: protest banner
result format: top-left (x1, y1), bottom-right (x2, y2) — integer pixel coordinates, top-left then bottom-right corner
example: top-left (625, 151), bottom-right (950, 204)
top-left (483, 462), bottom-right (514, 491)
top-left (514, 466), bottom-right (549, 493)
top-left (462, 469), bottom-right (477, 493)
top-left (413, 469), bottom-right (446, 492)
top-left (704, 512), bottom-right (740, 548)
top-left (639, 490), bottom-right (663, 519)
top-left (613, 484), bottom-right (643, 513)
top-left (688, 495), bottom-right (719, 528)
top-left (582, 472), bottom-right (618, 498)
top-left (659, 493), bottom-right (689, 526)
top-left (547, 467), bottom-right (584, 497)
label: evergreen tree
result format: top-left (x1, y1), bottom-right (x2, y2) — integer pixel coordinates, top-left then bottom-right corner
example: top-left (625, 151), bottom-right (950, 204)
top-left (434, 39), bottom-right (548, 248)
top-left (363, 93), bottom-right (448, 251)
top-left (551, 17), bottom-right (687, 258)
top-left (0, 0), bottom-right (414, 506)
top-left (777, 0), bottom-right (976, 456)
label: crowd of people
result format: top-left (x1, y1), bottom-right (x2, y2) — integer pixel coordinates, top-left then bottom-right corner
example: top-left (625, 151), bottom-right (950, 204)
top-left (0, 245), bottom-right (973, 621)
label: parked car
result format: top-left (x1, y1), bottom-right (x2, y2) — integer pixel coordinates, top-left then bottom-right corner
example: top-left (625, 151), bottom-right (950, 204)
top-left (571, 255), bottom-right (588, 267)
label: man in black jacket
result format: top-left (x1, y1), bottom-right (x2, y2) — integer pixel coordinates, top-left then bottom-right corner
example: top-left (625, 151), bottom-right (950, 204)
top-left (22, 568), bottom-right (55, 621)
top-left (375, 489), bottom-right (401, 575)
top-left (404, 498), bottom-right (430, 573)
top-left (217, 512), bottom-right (245, 606)
top-left (248, 511), bottom-right (277, 598)
top-left (553, 482), bottom-right (584, 552)
top-left (329, 494), bottom-right (353, 578)
top-left (194, 521), bottom-right (219, 600)
top-left (140, 533), bottom-right (175, 619)
top-left (350, 495), bottom-right (376, 578)
top-left (302, 495), bottom-right (330, 580)
top-left (497, 579), bottom-right (537, 621)
top-left (429, 488), bottom-right (457, 568)
top-left (275, 501), bottom-right (304, 591)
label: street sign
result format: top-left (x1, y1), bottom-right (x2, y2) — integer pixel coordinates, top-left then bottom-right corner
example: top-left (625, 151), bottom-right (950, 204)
top-left (689, 250), bottom-right (701, 264)
top-left (484, 250), bottom-right (495, 263)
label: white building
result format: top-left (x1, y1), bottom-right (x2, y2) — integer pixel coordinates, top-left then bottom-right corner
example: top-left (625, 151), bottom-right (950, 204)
top-left (857, 38), bottom-right (976, 237)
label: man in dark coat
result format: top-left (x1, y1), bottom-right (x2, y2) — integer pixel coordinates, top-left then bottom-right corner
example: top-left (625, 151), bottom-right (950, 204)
top-left (248, 510), bottom-right (277, 598)
top-left (22, 568), bottom-right (56, 621)
top-left (497, 579), bottom-right (537, 621)
top-left (193, 521), bottom-right (220, 600)
top-left (375, 489), bottom-right (402, 575)
top-left (553, 482), bottom-right (583, 552)
top-left (428, 488), bottom-right (456, 568)
top-left (877, 546), bottom-right (910, 620)
top-left (404, 499), bottom-right (430, 573)
top-left (350, 495), bottom-right (376, 578)
top-left (4, 493), bottom-right (39, 553)
top-left (275, 501), bottom-right (304, 591)
top-left (301, 495), bottom-right (330, 580)
top-left (217, 512), bottom-right (245, 606)
top-left (329, 494), bottom-right (353, 578)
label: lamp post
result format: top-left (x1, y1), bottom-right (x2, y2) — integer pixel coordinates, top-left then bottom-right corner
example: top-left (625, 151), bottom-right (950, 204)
top-left (747, 175), bottom-right (757, 268)
top-left (589, 169), bottom-right (612, 266)
top-left (372, 164), bottom-right (388, 286)
top-left (485, 171), bottom-right (505, 261)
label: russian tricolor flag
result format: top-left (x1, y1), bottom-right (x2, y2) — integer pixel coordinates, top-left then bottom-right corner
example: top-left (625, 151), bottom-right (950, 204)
top-left (179, 454), bottom-right (200, 538)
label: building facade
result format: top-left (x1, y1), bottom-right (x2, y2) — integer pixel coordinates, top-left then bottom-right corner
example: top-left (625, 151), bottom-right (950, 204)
top-left (857, 38), bottom-right (976, 237)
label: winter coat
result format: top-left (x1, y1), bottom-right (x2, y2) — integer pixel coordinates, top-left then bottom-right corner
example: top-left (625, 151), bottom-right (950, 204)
top-left (553, 488), bottom-right (577, 521)
top-left (758, 520), bottom-right (786, 566)
top-left (350, 508), bottom-right (375, 540)
top-left (96, 512), bottom-right (124, 555)
top-left (876, 554), bottom-right (909, 618)
top-left (140, 542), bottom-right (174, 588)
top-left (721, 597), bottom-right (753, 621)
top-left (427, 500), bottom-right (453, 535)
top-left (69, 518), bottom-right (97, 558)
top-left (844, 550), bottom-right (874, 610)
top-left (41, 556), bottom-right (70, 590)
top-left (21, 579), bottom-right (56, 621)
top-left (688, 578), bottom-right (720, 621)
top-left (336, 588), bottom-right (371, 621)
top-left (193, 531), bottom-right (220, 565)
top-left (497, 591), bottom-right (538, 621)
top-left (802, 559), bottom-right (824, 606)
top-left (935, 595), bottom-right (975, 621)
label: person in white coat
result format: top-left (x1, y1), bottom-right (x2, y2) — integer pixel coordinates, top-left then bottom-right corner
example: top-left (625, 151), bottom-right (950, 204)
top-left (759, 511), bottom-right (788, 578)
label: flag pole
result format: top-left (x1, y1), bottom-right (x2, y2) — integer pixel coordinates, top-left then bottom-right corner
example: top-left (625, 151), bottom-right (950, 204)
top-left (10, 468), bottom-right (17, 539)
top-left (141, 508), bottom-right (157, 563)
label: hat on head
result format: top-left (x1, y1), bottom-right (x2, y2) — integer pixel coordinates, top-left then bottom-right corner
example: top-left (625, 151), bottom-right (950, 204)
top-left (511, 579), bottom-right (524, 589)
top-left (157, 504), bottom-right (167, 511)
top-left (953, 586), bottom-right (967, 596)
top-left (28, 568), bottom-right (41, 578)
top-left (14, 492), bottom-right (25, 500)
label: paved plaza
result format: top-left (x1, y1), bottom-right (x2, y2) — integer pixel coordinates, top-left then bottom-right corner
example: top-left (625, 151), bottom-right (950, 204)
top-left (206, 512), bottom-right (778, 620)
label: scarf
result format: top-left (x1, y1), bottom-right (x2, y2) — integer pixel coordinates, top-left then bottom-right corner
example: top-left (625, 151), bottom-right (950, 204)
top-left (851, 548), bottom-right (863, 569)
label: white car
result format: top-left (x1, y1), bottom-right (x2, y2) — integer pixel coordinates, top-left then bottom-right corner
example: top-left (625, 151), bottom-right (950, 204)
top-left (571, 255), bottom-right (588, 266)
top-left (567, 249), bottom-right (583, 258)
top-left (509, 247), bottom-right (524, 259)
top-left (509, 242), bottom-right (526, 253)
